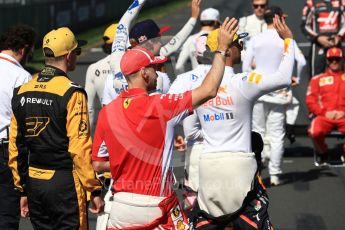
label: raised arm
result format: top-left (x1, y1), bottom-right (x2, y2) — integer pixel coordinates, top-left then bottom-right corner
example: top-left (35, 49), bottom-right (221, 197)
top-left (160, 0), bottom-right (200, 56)
top-left (175, 36), bottom-right (193, 73)
top-left (192, 17), bottom-right (237, 108)
top-left (241, 15), bottom-right (295, 100)
top-left (109, 0), bottom-right (147, 74)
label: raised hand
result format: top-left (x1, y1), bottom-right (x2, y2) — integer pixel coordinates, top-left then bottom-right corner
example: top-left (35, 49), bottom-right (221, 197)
top-left (217, 17), bottom-right (238, 51)
top-left (191, 0), bottom-right (201, 19)
top-left (273, 15), bottom-right (293, 40)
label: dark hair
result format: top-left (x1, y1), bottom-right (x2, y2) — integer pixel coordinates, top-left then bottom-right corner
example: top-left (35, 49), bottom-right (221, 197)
top-left (43, 47), bottom-right (65, 64)
top-left (263, 12), bottom-right (274, 24)
top-left (201, 20), bottom-right (220, 28)
top-left (43, 47), bottom-right (55, 57)
top-left (0, 24), bottom-right (36, 52)
top-left (264, 6), bottom-right (284, 24)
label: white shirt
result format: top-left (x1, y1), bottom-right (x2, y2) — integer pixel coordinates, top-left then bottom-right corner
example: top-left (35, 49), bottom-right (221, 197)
top-left (169, 64), bottom-right (211, 145)
top-left (0, 53), bottom-right (31, 139)
top-left (242, 29), bottom-right (306, 103)
top-left (85, 55), bottom-right (112, 127)
top-left (159, 17), bottom-right (197, 57)
top-left (242, 29), bottom-right (283, 75)
top-left (179, 40), bottom-right (295, 154)
top-left (238, 13), bottom-right (267, 55)
top-left (238, 14), bottom-right (267, 39)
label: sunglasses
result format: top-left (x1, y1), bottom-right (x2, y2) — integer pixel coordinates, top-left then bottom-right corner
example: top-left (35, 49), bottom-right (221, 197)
top-left (253, 4), bottom-right (267, 9)
top-left (328, 57), bottom-right (342, 62)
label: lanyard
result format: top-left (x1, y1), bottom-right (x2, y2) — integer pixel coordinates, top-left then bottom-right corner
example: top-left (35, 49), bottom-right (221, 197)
top-left (0, 56), bottom-right (21, 67)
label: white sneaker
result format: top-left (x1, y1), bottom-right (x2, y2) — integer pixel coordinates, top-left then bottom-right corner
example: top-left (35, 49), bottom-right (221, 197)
top-left (270, 175), bottom-right (281, 186)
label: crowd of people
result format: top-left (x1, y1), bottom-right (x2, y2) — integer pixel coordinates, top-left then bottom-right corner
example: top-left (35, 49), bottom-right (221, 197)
top-left (0, 0), bottom-right (344, 229)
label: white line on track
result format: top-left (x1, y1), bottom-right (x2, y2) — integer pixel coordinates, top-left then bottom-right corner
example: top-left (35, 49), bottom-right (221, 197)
top-left (283, 159), bottom-right (294, 164)
top-left (90, 48), bottom-right (103, 52)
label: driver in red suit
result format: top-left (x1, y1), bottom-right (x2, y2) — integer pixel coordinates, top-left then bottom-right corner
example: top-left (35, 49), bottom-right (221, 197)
top-left (306, 47), bottom-right (345, 165)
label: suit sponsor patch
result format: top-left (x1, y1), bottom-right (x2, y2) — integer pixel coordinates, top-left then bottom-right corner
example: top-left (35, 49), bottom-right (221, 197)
top-left (78, 120), bottom-right (88, 138)
top-left (319, 76), bottom-right (334, 86)
top-left (247, 72), bottom-right (262, 84)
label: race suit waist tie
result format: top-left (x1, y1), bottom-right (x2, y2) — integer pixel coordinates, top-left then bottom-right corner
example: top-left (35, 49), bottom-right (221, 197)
top-left (198, 152), bottom-right (257, 217)
top-left (107, 192), bottom-right (181, 230)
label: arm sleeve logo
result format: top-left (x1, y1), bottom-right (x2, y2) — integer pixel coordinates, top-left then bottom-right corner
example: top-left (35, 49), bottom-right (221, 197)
top-left (78, 120), bottom-right (88, 138)
top-left (247, 72), bottom-right (262, 85)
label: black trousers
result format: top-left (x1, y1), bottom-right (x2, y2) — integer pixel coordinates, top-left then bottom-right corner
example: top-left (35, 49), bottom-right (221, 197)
top-left (27, 169), bottom-right (88, 230)
top-left (0, 145), bottom-right (20, 230)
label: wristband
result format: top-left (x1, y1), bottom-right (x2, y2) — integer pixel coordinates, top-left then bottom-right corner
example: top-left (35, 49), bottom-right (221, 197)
top-left (215, 50), bottom-right (227, 57)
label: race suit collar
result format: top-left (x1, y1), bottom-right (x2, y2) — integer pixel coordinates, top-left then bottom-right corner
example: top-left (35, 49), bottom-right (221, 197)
top-left (120, 88), bottom-right (148, 98)
top-left (325, 68), bottom-right (344, 76)
top-left (38, 65), bottom-right (68, 80)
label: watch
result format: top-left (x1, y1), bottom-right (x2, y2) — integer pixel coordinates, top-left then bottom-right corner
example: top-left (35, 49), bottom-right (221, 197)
top-left (215, 50), bottom-right (227, 57)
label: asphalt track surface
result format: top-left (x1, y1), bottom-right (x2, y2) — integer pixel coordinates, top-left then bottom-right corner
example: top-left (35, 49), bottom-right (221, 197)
top-left (20, 0), bottom-right (345, 229)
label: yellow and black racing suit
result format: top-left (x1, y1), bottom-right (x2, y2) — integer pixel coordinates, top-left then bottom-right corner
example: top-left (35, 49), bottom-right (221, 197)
top-left (8, 66), bottom-right (102, 230)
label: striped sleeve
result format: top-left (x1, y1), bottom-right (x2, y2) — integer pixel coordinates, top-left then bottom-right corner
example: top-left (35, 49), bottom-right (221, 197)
top-left (8, 113), bottom-right (28, 194)
top-left (66, 91), bottom-right (102, 193)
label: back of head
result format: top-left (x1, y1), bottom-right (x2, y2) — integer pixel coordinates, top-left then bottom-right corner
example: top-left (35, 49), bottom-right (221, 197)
top-left (200, 8), bottom-right (221, 28)
top-left (120, 47), bottom-right (167, 77)
top-left (206, 29), bottom-right (248, 65)
top-left (129, 19), bottom-right (170, 46)
top-left (43, 27), bottom-right (77, 58)
top-left (42, 27), bottom-right (86, 59)
top-left (102, 23), bottom-right (117, 54)
top-left (0, 24), bottom-right (36, 52)
top-left (264, 6), bottom-right (285, 25)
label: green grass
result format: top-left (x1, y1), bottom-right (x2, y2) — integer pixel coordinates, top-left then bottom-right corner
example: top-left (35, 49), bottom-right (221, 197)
top-left (27, 0), bottom-right (190, 71)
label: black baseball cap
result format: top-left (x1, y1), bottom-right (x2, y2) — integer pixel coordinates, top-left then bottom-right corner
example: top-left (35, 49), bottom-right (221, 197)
top-left (129, 19), bottom-right (171, 44)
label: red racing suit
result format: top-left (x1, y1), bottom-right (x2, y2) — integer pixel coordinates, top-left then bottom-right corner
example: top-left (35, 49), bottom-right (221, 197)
top-left (306, 68), bottom-right (345, 153)
top-left (301, 0), bottom-right (345, 76)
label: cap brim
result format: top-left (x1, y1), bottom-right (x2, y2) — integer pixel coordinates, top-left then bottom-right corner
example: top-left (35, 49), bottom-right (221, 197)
top-left (237, 32), bottom-right (249, 40)
top-left (327, 55), bottom-right (342, 58)
top-left (159, 26), bottom-right (171, 35)
top-left (151, 56), bottom-right (168, 65)
top-left (77, 40), bottom-right (88, 48)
